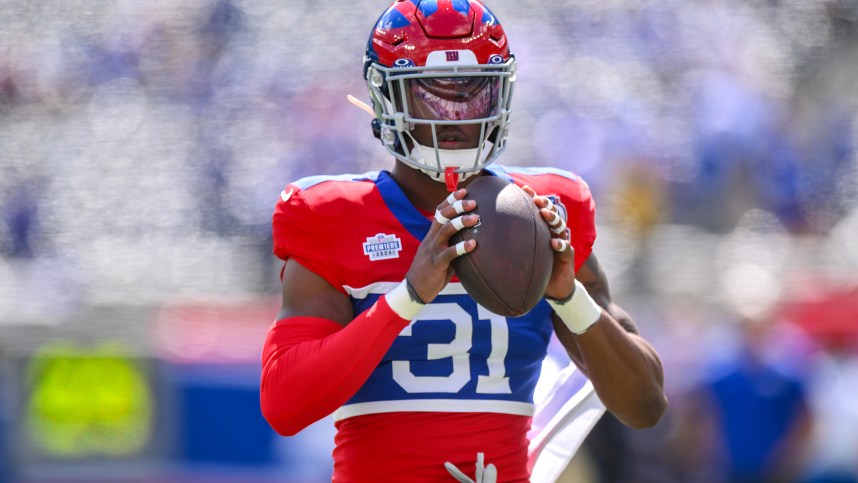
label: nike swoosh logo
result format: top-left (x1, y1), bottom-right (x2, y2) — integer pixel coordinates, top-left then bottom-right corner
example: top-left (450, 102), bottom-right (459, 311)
top-left (281, 189), bottom-right (293, 202)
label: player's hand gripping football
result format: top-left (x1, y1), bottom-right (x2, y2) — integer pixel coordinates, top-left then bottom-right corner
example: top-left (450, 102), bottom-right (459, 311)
top-left (405, 189), bottom-right (479, 304)
top-left (522, 185), bottom-right (577, 301)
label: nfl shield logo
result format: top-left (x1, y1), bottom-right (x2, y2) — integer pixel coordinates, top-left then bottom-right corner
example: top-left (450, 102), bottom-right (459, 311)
top-left (363, 233), bottom-right (403, 261)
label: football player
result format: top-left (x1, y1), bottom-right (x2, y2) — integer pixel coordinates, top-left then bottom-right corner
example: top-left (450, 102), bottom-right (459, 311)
top-left (260, 1), bottom-right (667, 481)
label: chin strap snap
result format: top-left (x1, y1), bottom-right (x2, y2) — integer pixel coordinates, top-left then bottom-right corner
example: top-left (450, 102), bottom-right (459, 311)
top-left (445, 167), bottom-right (459, 192)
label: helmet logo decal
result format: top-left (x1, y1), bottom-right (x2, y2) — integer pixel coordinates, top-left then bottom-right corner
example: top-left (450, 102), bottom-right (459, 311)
top-left (394, 58), bottom-right (416, 68)
top-left (488, 54), bottom-right (504, 65)
top-left (426, 49), bottom-right (478, 66)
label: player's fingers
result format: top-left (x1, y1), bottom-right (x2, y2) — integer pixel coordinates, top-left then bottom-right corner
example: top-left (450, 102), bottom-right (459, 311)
top-left (442, 215), bottom-right (478, 240)
top-left (434, 200), bottom-right (476, 227)
top-left (522, 185), bottom-right (546, 207)
top-left (432, 190), bottom-right (468, 227)
top-left (439, 239), bottom-right (475, 264)
top-left (544, 197), bottom-right (555, 212)
top-left (440, 189), bottom-right (467, 210)
top-left (539, 207), bottom-right (559, 224)
top-left (452, 240), bottom-right (473, 258)
top-left (445, 191), bottom-right (459, 206)
top-left (454, 240), bottom-right (469, 257)
top-left (434, 201), bottom-right (466, 224)
top-left (522, 185), bottom-right (558, 212)
top-left (552, 238), bottom-right (575, 264)
top-left (536, 195), bottom-right (554, 210)
top-left (548, 210), bottom-right (567, 234)
top-left (434, 209), bottom-right (450, 224)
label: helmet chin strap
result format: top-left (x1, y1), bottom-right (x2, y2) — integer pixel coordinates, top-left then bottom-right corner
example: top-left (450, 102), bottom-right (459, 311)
top-left (445, 167), bottom-right (459, 193)
top-left (409, 139), bottom-right (495, 192)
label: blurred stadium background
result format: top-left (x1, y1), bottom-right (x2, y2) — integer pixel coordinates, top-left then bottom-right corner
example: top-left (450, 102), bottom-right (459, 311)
top-left (1, 0), bottom-right (858, 482)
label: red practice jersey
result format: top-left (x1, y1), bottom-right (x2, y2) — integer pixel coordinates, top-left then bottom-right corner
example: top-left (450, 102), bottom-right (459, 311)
top-left (269, 165), bottom-right (596, 482)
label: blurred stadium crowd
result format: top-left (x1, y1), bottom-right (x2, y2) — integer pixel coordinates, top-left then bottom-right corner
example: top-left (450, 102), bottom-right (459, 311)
top-left (1, 0), bottom-right (858, 482)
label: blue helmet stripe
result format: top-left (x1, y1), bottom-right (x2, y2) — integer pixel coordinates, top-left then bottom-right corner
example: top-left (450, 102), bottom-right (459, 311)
top-left (379, 8), bottom-right (411, 29)
top-left (418, 0), bottom-right (439, 17)
top-left (451, 0), bottom-right (471, 15)
top-left (481, 5), bottom-right (497, 24)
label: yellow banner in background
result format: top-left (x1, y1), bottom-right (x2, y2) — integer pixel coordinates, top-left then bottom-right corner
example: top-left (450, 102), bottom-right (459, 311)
top-left (26, 342), bottom-right (153, 457)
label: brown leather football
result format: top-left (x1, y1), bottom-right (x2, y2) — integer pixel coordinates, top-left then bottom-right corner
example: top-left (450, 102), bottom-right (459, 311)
top-left (450, 175), bottom-right (554, 317)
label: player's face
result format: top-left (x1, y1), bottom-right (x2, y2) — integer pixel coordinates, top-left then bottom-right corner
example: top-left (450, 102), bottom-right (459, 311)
top-left (400, 75), bottom-right (498, 150)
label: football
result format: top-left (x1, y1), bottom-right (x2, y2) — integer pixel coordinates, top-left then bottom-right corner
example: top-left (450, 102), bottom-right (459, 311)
top-left (450, 175), bottom-right (554, 317)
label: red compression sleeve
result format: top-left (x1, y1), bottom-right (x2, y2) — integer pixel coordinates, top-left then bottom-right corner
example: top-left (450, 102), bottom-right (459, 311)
top-left (259, 296), bottom-right (410, 436)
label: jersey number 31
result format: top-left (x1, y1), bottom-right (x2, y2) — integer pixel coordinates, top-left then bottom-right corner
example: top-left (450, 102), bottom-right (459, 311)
top-left (391, 303), bottom-right (511, 394)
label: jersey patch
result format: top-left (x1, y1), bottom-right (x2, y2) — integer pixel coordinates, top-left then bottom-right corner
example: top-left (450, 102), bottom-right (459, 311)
top-left (363, 233), bottom-right (404, 261)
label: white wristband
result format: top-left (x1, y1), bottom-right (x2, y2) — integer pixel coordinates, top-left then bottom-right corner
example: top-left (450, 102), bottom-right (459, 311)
top-left (385, 280), bottom-right (424, 320)
top-left (546, 280), bottom-right (602, 334)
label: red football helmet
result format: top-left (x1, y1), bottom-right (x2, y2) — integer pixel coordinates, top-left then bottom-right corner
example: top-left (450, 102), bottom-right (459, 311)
top-left (364, 0), bottom-right (516, 186)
